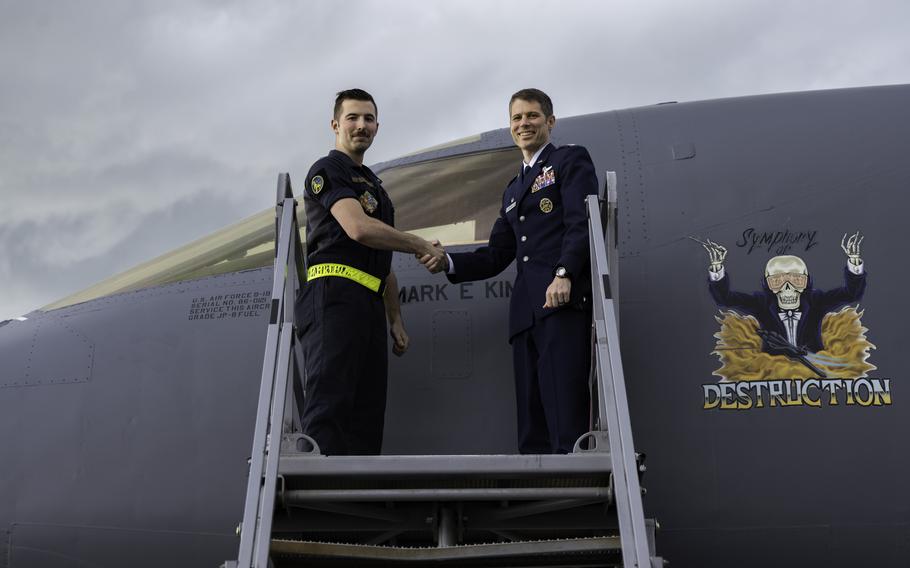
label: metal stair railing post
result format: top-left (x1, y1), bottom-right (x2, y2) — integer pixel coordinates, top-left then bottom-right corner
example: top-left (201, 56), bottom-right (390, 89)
top-left (233, 173), bottom-right (302, 568)
top-left (604, 171), bottom-right (620, 329)
top-left (586, 171), bottom-right (651, 568)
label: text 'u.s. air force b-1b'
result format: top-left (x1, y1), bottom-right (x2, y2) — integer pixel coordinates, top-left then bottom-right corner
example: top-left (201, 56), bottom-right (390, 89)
top-left (1, 84), bottom-right (909, 568)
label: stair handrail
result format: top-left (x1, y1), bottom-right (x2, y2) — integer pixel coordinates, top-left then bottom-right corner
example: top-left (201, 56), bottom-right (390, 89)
top-left (231, 173), bottom-right (302, 568)
top-left (586, 172), bottom-right (653, 567)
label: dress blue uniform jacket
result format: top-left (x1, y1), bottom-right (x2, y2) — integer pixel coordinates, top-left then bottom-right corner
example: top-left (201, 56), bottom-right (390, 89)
top-left (709, 267), bottom-right (866, 354)
top-left (447, 143), bottom-right (598, 340)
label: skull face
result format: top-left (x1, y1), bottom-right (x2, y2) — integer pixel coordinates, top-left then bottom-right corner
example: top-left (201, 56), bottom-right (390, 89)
top-left (765, 255), bottom-right (808, 310)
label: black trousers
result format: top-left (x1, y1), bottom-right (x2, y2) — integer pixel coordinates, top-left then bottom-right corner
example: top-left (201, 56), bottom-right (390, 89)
top-left (512, 307), bottom-right (592, 454)
top-left (298, 277), bottom-right (388, 455)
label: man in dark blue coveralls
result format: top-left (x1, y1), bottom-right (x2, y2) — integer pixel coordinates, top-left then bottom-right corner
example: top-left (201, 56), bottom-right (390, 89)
top-left (427, 89), bottom-right (598, 454)
top-left (298, 89), bottom-right (445, 455)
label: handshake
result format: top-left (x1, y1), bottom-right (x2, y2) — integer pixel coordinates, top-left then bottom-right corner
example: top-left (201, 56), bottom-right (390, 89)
top-left (416, 239), bottom-right (448, 274)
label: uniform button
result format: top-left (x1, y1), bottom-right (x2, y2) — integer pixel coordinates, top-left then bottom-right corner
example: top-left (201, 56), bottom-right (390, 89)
top-left (522, 256), bottom-right (529, 262)
top-left (519, 215), bottom-right (525, 222)
top-left (521, 236), bottom-right (527, 242)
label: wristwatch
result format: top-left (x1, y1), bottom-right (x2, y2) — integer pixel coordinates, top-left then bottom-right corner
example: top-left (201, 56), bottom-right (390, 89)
top-left (554, 266), bottom-right (570, 279)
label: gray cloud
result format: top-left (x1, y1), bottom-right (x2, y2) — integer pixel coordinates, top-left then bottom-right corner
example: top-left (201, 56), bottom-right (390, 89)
top-left (1, 0), bottom-right (909, 317)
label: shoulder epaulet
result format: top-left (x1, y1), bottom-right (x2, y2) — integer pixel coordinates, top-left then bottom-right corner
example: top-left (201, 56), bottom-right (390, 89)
top-left (308, 155), bottom-right (331, 173)
top-left (555, 144), bottom-right (590, 156)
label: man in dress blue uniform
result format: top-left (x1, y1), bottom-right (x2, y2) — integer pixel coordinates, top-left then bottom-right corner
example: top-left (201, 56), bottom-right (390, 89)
top-left (298, 89), bottom-right (445, 455)
top-left (428, 88), bottom-right (598, 454)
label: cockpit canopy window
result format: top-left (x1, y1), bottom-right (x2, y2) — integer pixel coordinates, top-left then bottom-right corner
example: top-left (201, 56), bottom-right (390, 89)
top-left (380, 148), bottom-right (521, 241)
top-left (42, 147), bottom-right (521, 311)
top-left (41, 205), bottom-right (298, 311)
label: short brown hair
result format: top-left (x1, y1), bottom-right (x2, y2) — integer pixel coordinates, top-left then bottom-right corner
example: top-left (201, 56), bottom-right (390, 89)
top-left (509, 88), bottom-right (553, 117)
top-left (334, 89), bottom-right (377, 119)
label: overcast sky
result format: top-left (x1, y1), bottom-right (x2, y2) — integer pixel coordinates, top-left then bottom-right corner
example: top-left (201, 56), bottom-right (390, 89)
top-left (1, 0), bottom-right (908, 319)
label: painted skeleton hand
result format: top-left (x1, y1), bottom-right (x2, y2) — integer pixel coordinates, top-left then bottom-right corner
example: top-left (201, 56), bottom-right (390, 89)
top-left (840, 231), bottom-right (863, 266)
top-left (692, 237), bottom-right (727, 273)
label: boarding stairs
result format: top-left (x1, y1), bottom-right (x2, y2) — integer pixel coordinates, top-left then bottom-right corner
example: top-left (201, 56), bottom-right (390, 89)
top-left (224, 173), bottom-right (664, 567)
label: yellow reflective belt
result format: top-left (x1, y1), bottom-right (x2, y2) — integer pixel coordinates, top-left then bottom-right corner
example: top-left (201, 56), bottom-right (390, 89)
top-left (307, 263), bottom-right (382, 293)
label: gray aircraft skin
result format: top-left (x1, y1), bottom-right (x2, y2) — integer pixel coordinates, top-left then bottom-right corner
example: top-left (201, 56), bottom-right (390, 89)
top-left (1, 84), bottom-right (908, 567)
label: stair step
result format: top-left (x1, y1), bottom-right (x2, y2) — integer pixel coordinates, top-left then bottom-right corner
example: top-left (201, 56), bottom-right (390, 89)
top-left (270, 535), bottom-right (622, 567)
